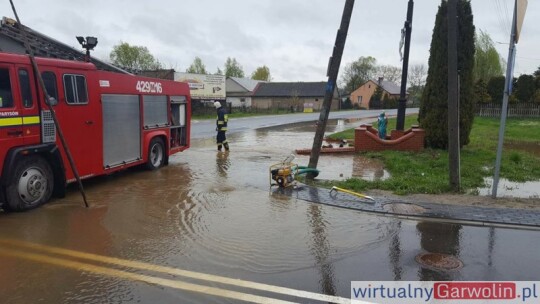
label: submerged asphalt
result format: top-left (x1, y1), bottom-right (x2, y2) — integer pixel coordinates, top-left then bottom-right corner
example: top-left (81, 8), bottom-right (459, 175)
top-left (274, 184), bottom-right (540, 230)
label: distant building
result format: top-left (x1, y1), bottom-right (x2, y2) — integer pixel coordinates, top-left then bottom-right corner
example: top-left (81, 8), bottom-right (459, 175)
top-left (252, 82), bottom-right (339, 111)
top-left (226, 77), bottom-right (265, 108)
top-left (138, 69), bottom-right (175, 80)
top-left (351, 78), bottom-right (402, 109)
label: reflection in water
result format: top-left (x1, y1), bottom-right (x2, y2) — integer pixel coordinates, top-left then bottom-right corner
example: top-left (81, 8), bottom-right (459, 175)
top-left (487, 227), bottom-right (495, 267)
top-left (416, 222), bottom-right (462, 280)
top-left (307, 199), bottom-right (337, 297)
top-left (389, 222), bottom-right (403, 280)
top-left (216, 151), bottom-right (230, 178)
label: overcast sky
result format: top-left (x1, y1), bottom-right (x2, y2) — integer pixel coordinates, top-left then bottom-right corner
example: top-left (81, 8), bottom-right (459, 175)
top-left (2, 0), bottom-right (538, 82)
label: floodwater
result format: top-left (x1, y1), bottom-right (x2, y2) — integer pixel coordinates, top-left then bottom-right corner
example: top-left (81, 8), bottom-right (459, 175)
top-left (477, 141), bottom-right (540, 198)
top-left (1, 122), bottom-right (539, 303)
top-left (479, 177), bottom-right (540, 198)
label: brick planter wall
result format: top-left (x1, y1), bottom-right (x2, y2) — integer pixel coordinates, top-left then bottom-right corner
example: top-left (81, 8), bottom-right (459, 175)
top-left (354, 124), bottom-right (425, 152)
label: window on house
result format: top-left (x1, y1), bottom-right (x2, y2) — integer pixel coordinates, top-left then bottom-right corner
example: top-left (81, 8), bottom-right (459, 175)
top-left (0, 68), bottom-right (13, 108)
top-left (42, 71), bottom-right (59, 102)
top-left (358, 96), bottom-right (363, 103)
top-left (63, 74), bottom-right (88, 104)
top-left (18, 69), bottom-right (33, 108)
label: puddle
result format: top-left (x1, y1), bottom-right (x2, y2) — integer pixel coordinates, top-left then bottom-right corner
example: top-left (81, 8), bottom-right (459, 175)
top-left (478, 177), bottom-right (540, 198)
top-left (352, 155), bottom-right (390, 181)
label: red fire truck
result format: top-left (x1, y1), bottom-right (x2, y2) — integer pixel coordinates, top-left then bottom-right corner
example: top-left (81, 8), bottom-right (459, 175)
top-left (0, 52), bottom-right (191, 211)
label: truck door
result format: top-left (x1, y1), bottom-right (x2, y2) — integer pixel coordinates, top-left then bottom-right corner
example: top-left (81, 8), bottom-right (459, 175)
top-left (15, 66), bottom-right (41, 145)
top-left (54, 72), bottom-right (102, 180)
top-left (0, 65), bottom-right (23, 154)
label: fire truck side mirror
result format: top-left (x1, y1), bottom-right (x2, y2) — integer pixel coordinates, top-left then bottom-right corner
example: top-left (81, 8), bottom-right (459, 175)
top-left (47, 96), bottom-right (58, 106)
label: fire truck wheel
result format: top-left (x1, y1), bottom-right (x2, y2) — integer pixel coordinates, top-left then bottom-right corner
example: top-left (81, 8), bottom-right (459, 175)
top-left (5, 156), bottom-right (53, 212)
top-left (146, 137), bottom-right (165, 170)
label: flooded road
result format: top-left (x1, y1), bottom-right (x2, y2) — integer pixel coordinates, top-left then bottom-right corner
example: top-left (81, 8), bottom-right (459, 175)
top-left (1, 120), bottom-right (540, 303)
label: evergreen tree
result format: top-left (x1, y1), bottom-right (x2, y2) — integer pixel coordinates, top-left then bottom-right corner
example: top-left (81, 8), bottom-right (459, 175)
top-left (474, 80), bottom-right (492, 104)
top-left (534, 66), bottom-right (540, 78)
top-left (487, 76), bottom-right (505, 103)
top-left (369, 86), bottom-right (384, 109)
top-left (342, 97), bottom-right (353, 110)
top-left (515, 74), bottom-right (536, 103)
top-left (419, 0), bottom-right (475, 149)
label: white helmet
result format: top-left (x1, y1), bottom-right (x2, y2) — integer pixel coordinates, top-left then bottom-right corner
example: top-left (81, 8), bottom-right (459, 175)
top-left (214, 101), bottom-right (222, 108)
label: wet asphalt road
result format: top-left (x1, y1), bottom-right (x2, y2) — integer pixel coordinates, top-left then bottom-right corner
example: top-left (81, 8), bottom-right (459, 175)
top-left (0, 111), bottom-right (539, 303)
top-left (190, 109), bottom-right (415, 139)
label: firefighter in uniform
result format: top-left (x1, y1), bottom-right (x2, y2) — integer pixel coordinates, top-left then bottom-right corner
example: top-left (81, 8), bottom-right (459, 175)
top-left (214, 101), bottom-right (229, 151)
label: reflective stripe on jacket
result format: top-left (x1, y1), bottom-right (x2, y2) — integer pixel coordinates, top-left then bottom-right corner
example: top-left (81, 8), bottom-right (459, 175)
top-left (216, 107), bottom-right (228, 131)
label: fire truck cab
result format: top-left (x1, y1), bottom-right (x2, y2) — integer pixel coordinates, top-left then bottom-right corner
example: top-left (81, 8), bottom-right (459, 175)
top-left (0, 52), bottom-right (191, 211)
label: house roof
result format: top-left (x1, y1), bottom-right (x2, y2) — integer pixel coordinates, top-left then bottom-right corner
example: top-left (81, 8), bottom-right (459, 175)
top-left (371, 79), bottom-right (401, 95)
top-left (253, 82), bottom-right (327, 97)
top-left (229, 77), bottom-right (262, 92)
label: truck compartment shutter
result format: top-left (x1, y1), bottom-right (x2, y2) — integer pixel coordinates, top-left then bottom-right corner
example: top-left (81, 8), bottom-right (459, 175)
top-left (143, 95), bottom-right (167, 128)
top-left (102, 94), bottom-right (141, 168)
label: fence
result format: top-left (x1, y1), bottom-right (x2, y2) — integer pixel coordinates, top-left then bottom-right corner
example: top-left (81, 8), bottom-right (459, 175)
top-left (476, 103), bottom-right (540, 118)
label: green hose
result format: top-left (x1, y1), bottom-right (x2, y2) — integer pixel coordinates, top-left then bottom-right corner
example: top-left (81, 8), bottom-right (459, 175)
top-left (296, 166), bottom-right (320, 177)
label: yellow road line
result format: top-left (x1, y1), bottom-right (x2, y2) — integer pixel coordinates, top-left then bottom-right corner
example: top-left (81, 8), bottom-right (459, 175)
top-left (0, 239), bottom-right (357, 304)
top-left (0, 247), bottom-right (295, 304)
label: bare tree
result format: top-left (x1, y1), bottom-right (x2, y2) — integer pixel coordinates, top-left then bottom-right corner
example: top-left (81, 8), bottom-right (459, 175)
top-left (408, 64), bottom-right (427, 104)
top-left (408, 64), bottom-right (427, 88)
top-left (377, 65), bottom-right (402, 83)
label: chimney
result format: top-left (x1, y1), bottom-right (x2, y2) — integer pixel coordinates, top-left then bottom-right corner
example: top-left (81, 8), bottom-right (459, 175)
top-left (378, 77), bottom-right (384, 86)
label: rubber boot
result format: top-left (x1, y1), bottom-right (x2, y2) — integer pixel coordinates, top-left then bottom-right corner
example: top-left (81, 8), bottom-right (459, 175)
top-left (217, 144), bottom-right (222, 151)
top-left (224, 143), bottom-right (229, 151)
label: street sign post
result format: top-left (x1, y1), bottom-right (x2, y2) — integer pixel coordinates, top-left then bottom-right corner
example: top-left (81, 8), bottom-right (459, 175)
top-left (492, 0), bottom-right (528, 198)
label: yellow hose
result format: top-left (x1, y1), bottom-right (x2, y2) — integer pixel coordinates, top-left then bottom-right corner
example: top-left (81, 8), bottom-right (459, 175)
top-left (330, 186), bottom-right (375, 202)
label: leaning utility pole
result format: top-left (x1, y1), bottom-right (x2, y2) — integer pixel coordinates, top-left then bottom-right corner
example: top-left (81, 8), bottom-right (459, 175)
top-left (447, 0), bottom-right (460, 191)
top-left (307, 0), bottom-right (355, 177)
top-left (396, 0), bottom-right (414, 131)
top-left (492, 0), bottom-right (528, 198)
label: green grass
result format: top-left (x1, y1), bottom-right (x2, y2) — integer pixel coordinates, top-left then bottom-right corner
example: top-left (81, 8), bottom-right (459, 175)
top-left (327, 114), bottom-right (419, 140)
top-left (327, 115), bottom-right (540, 195)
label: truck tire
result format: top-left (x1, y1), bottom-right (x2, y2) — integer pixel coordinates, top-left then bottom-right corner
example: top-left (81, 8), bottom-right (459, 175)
top-left (5, 155), bottom-right (53, 212)
top-left (146, 137), bottom-right (165, 170)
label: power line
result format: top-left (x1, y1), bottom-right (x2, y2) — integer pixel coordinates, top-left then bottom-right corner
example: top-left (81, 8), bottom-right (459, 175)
top-left (493, 0), bottom-right (511, 37)
top-left (502, 0), bottom-right (512, 34)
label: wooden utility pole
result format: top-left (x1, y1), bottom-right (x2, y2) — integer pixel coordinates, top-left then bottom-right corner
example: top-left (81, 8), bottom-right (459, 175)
top-left (307, 0), bottom-right (355, 177)
top-left (396, 0), bottom-right (414, 131)
top-left (447, 0), bottom-right (461, 191)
